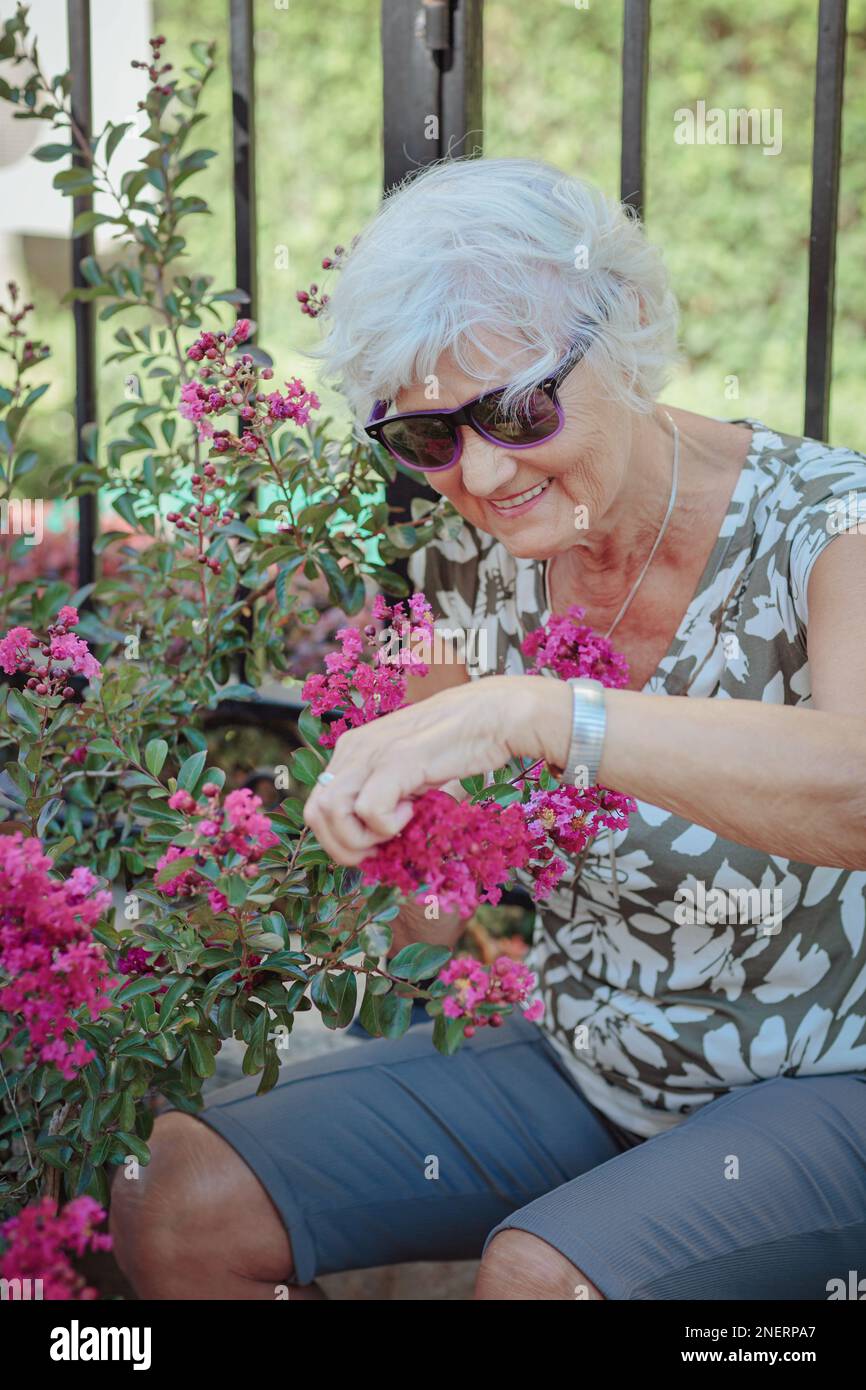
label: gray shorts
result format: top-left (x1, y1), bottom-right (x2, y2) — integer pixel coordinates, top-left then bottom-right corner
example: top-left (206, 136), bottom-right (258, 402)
top-left (196, 1010), bottom-right (866, 1299)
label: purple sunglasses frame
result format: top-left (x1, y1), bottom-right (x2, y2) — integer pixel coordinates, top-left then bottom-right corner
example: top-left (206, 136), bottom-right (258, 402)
top-left (363, 337), bottom-right (592, 473)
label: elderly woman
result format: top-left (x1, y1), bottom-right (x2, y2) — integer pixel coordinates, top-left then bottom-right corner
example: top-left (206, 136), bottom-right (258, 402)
top-left (112, 158), bottom-right (866, 1301)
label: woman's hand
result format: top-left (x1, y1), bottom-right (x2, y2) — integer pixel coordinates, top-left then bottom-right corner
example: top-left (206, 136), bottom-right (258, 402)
top-left (303, 674), bottom-right (572, 865)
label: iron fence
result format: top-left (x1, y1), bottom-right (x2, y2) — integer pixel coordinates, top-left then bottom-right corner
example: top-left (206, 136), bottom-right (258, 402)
top-left (61, 0), bottom-right (850, 724)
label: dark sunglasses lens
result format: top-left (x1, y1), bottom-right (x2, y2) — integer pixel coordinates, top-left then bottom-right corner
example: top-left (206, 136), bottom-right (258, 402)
top-left (472, 386), bottom-right (560, 444)
top-left (380, 416), bottom-right (458, 471)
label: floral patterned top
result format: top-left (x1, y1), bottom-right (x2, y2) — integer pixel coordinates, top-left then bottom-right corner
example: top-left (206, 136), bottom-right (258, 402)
top-left (409, 419), bottom-right (866, 1138)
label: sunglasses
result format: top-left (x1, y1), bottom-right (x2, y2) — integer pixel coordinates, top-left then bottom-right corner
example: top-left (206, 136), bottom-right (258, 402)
top-left (364, 337), bottom-right (592, 473)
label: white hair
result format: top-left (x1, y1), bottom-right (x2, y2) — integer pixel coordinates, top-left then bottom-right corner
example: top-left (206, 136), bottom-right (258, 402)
top-left (306, 156), bottom-right (680, 433)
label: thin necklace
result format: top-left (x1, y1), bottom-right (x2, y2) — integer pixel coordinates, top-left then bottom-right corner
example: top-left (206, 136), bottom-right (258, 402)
top-left (545, 408), bottom-right (680, 639)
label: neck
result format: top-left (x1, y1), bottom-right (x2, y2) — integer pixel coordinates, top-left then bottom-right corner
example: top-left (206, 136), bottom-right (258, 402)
top-left (556, 407), bottom-right (679, 608)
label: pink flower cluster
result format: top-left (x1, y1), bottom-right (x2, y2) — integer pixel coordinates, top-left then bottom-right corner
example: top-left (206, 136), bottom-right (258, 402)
top-left (0, 835), bottom-right (113, 1079)
top-left (522, 605), bottom-right (629, 688)
top-left (165, 458), bottom-right (235, 576)
top-left (307, 594), bottom-right (637, 916)
top-left (302, 593), bottom-right (434, 748)
top-left (155, 785), bottom-right (279, 912)
top-left (360, 789), bottom-right (538, 918)
top-left (0, 1197), bottom-right (111, 1300)
top-left (296, 237), bottom-right (362, 316)
top-left (185, 318), bottom-right (252, 363)
top-left (522, 783), bottom-right (638, 897)
top-left (180, 319), bottom-right (320, 457)
top-left (437, 954), bottom-right (544, 1036)
top-left (131, 33), bottom-right (173, 100)
top-left (0, 605), bottom-right (100, 694)
top-left (117, 946), bottom-right (160, 976)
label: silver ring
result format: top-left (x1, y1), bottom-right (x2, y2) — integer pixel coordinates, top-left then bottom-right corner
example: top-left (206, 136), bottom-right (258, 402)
top-left (316, 771), bottom-right (336, 786)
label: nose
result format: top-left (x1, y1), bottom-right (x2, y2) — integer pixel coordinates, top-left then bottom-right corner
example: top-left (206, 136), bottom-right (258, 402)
top-left (457, 431), bottom-right (519, 499)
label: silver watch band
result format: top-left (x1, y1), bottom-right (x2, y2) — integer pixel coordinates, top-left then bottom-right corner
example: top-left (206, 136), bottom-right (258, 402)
top-left (563, 677), bottom-right (607, 787)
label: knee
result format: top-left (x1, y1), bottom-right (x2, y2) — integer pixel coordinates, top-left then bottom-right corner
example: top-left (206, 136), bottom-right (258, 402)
top-left (110, 1111), bottom-right (293, 1298)
top-left (475, 1229), bottom-right (604, 1301)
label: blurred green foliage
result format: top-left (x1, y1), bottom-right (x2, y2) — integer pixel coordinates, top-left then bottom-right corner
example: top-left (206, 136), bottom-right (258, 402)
top-left (10, 0), bottom-right (866, 507)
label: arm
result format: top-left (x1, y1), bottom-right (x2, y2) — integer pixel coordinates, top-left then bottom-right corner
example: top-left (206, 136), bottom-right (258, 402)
top-left (596, 531), bottom-right (866, 869)
top-left (305, 536), bottom-right (866, 871)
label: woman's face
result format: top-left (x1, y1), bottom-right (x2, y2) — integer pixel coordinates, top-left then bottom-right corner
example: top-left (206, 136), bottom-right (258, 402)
top-left (392, 332), bottom-right (634, 562)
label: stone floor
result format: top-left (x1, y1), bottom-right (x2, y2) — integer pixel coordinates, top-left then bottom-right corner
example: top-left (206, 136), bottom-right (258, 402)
top-left (204, 1007), bottom-right (478, 1301)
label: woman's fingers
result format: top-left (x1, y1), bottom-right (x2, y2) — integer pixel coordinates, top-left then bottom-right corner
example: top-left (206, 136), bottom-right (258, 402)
top-left (302, 678), bottom-right (523, 862)
top-left (304, 767), bottom-right (377, 863)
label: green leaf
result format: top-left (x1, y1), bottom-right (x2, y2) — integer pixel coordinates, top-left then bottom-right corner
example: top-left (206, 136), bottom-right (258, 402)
top-left (432, 1012), bottom-right (466, 1056)
top-left (32, 143), bottom-right (73, 162)
top-left (297, 707), bottom-right (326, 750)
top-left (290, 746), bottom-right (324, 786)
top-left (359, 922), bottom-right (392, 959)
top-left (156, 975), bottom-right (193, 1029)
top-left (256, 1048), bottom-right (281, 1095)
top-left (87, 737), bottom-right (121, 756)
top-left (388, 942), bottom-right (452, 982)
top-left (46, 835), bottom-right (76, 861)
top-left (115, 975), bottom-right (162, 1003)
top-left (104, 122), bottom-right (133, 165)
top-left (145, 738), bottom-right (168, 777)
top-left (176, 748), bottom-right (207, 791)
top-left (72, 210), bottom-right (112, 235)
top-left (6, 687), bottom-right (40, 737)
top-left (378, 993), bottom-right (413, 1038)
top-left (186, 1031), bottom-right (217, 1079)
top-left (154, 854), bottom-right (198, 886)
top-left (113, 1132), bottom-right (151, 1166)
top-left (324, 969), bottom-right (357, 1027)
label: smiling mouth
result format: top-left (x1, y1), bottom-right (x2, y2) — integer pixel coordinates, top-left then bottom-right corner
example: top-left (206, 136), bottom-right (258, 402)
top-left (488, 478), bottom-right (552, 512)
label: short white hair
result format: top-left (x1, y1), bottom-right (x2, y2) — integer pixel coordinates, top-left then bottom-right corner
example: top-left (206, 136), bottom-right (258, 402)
top-left (307, 156), bottom-right (680, 432)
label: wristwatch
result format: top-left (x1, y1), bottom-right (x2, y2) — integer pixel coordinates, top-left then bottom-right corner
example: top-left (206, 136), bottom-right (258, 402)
top-left (547, 677), bottom-right (607, 787)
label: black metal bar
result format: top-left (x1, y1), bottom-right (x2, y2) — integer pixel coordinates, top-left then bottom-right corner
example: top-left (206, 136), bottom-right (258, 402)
top-left (620, 0), bottom-right (650, 219)
top-left (440, 0), bottom-right (483, 169)
top-left (229, 0), bottom-right (257, 683)
top-left (805, 0), bottom-right (847, 441)
top-left (67, 0), bottom-right (97, 592)
top-left (229, 0), bottom-right (257, 319)
top-left (382, 1), bottom-right (483, 193)
top-left (380, 1), bottom-right (483, 538)
top-left (382, 0), bottom-right (443, 193)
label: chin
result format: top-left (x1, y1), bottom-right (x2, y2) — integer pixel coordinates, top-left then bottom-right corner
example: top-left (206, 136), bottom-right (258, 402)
top-left (492, 528), bottom-right (565, 562)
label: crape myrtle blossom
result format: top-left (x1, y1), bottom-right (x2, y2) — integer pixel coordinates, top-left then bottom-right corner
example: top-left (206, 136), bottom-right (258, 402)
top-left (521, 604), bottom-right (629, 687)
top-left (437, 954), bottom-right (544, 1035)
top-left (301, 591), bottom-right (637, 917)
top-left (359, 789), bottom-right (542, 918)
top-left (0, 1196), bottom-right (111, 1300)
top-left (179, 318), bottom-right (320, 456)
top-left (165, 459), bottom-right (235, 576)
top-left (0, 605), bottom-right (101, 696)
top-left (301, 593), bottom-right (435, 748)
top-left (0, 834), bottom-right (113, 1079)
top-left (154, 784), bottom-right (280, 909)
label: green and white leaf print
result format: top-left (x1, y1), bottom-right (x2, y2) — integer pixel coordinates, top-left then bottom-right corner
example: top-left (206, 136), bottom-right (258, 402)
top-left (409, 420), bottom-right (866, 1138)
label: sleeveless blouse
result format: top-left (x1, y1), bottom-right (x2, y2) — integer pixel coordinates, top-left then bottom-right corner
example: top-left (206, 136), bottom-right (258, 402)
top-left (408, 419), bottom-right (866, 1137)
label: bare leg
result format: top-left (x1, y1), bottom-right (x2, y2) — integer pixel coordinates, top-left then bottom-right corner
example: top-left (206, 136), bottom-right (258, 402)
top-left (474, 1230), bottom-right (605, 1301)
top-left (110, 1111), bottom-right (325, 1300)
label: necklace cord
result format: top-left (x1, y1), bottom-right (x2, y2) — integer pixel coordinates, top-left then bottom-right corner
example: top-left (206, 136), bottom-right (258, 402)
top-left (540, 407), bottom-right (679, 916)
top-left (544, 408), bottom-right (680, 639)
